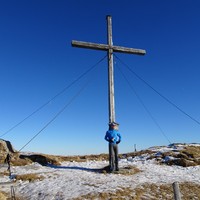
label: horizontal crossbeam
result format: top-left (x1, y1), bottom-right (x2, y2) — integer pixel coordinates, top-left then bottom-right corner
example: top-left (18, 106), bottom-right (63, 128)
top-left (72, 40), bottom-right (146, 55)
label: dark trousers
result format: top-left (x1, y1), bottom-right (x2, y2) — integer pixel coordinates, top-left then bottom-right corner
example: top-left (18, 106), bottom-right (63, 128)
top-left (109, 143), bottom-right (119, 171)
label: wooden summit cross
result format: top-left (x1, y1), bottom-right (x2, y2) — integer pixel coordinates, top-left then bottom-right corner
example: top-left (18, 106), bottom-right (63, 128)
top-left (72, 15), bottom-right (146, 125)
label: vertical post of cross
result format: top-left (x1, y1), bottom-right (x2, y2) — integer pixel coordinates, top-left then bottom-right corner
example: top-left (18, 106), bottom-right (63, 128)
top-left (107, 15), bottom-right (115, 124)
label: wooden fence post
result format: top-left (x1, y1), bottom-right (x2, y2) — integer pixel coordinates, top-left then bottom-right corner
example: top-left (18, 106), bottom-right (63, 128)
top-left (173, 182), bottom-right (182, 200)
top-left (11, 185), bottom-right (16, 200)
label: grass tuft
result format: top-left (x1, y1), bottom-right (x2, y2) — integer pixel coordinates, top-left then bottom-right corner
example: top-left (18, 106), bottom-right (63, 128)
top-left (14, 173), bottom-right (44, 182)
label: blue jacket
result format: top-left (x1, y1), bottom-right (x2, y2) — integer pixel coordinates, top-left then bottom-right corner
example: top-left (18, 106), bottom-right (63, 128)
top-left (105, 129), bottom-right (121, 144)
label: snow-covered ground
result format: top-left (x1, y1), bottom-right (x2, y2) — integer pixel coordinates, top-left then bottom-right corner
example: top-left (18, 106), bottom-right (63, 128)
top-left (1, 145), bottom-right (200, 199)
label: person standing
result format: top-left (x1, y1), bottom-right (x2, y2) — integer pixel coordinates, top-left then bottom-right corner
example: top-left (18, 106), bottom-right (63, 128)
top-left (4, 153), bottom-right (11, 176)
top-left (104, 122), bottom-right (121, 172)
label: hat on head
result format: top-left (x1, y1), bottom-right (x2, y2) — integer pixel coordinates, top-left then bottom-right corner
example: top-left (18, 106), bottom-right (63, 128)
top-left (109, 122), bottom-right (119, 126)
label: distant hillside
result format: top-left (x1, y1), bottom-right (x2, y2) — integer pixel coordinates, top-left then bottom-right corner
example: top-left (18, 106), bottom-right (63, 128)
top-left (1, 140), bottom-right (200, 167)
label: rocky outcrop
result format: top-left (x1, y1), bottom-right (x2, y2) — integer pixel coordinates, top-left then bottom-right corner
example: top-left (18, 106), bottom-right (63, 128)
top-left (19, 154), bottom-right (61, 166)
top-left (0, 139), bottom-right (15, 163)
top-left (0, 139), bottom-right (15, 153)
top-left (0, 139), bottom-right (61, 166)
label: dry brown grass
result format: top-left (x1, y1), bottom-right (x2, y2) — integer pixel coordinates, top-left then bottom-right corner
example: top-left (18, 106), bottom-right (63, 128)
top-left (14, 173), bottom-right (44, 182)
top-left (0, 191), bottom-right (25, 200)
top-left (73, 187), bottom-right (135, 200)
top-left (0, 171), bottom-right (10, 177)
top-left (72, 182), bottom-right (200, 200)
top-left (182, 145), bottom-right (200, 158)
top-left (11, 158), bottom-right (32, 166)
top-left (161, 145), bottom-right (200, 167)
top-left (2, 144), bottom-right (200, 168)
top-left (4, 152), bottom-right (32, 166)
top-left (0, 191), bottom-right (8, 200)
top-left (135, 182), bottom-right (200, 200)
top-left (139, 144), bottom-right (200, 167)
top-left (53, 145), bottom-right (200, 168)
top-left (100, 165), bottom-right (141, 176)
top-left (56, 153), bottom-right (108, 163)
top-left (116, 165), bottom-right (141, 176)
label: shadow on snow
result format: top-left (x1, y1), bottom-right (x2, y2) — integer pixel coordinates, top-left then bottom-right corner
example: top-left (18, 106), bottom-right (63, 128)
top-left (47, 164), bottom-right (104, 173)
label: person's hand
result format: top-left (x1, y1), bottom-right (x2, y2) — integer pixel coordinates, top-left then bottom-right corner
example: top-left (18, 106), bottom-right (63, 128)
top-left (116, 140), bottom-right (121, 144)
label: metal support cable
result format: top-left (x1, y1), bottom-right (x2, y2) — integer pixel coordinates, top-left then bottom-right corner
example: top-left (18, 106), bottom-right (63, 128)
top-left (0, 55), bottom-right (107, 138)
top-left (114, 54), bottom-right (200, 126)
top-left (115, 62), bottom-right (172, 144)
top-left (18, 80), bottom-right (90, 152)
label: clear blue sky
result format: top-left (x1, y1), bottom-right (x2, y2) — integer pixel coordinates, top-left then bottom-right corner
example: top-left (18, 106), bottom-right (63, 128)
top-left (0, 0), bottom-right (200, 155)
